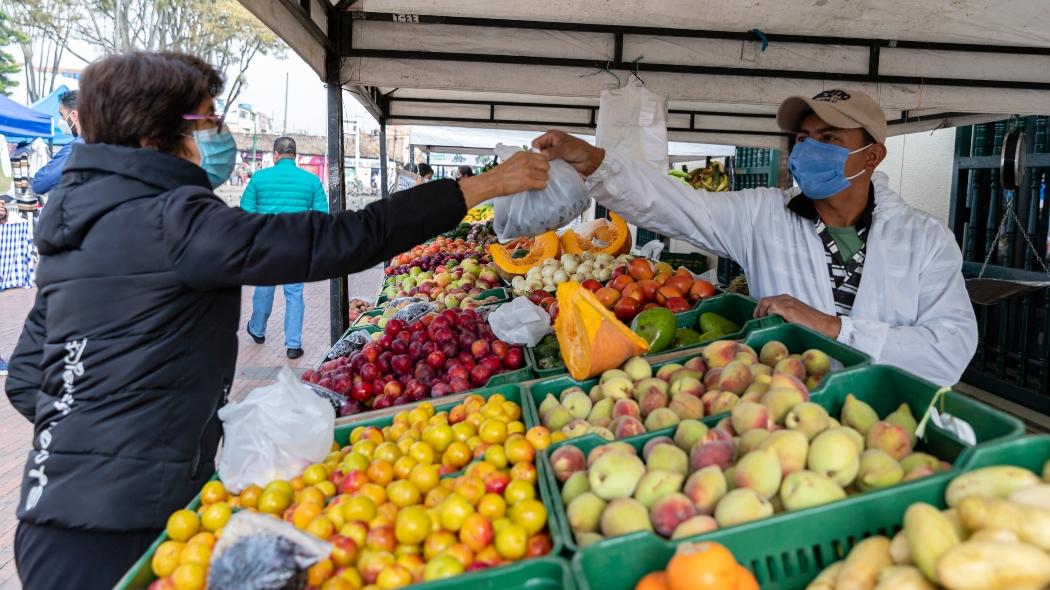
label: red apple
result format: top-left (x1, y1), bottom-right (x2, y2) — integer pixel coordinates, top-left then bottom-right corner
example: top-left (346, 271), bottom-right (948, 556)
top-left (594, 287), bottom-right (621, 309)
top-left (665, 296), bottom-right (691, 313)
top-left (581, 279), bottom-right (603, 292)
top-left (349, 380), bottom-right (374, 402)
top-left (656, 285), bottom-right (685, 305)
top-left (627, 258), bottom-right (655, 281)
top-left (504, 347), bottom-right (525, 369)
top-left (470, 364), bottom-right (493, 386)
top-left (609, 274), bottom-right (635, 292)
top-left (426, 350), bottom-right (446, 369)
top-left (491, 340), bottom-right (510, 358)
top-left (613, 296), bottom-right (643, 323)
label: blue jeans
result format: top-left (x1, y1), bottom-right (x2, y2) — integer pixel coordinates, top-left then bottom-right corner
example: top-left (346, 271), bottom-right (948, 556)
top-left (248, 283), bottom-right (304, 348)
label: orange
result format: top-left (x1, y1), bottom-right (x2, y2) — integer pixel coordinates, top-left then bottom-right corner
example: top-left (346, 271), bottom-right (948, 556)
top-left (494, 523), bottom-right (528, 561)
top-left (387, 480), bottom-right (422, 508)
top-left (666, 542), bottom-right (739, 590)
top-left (509, 499), bottom-right (547, 535)
top-left (258, 490), bottom-right (292, 515)
top-left (423, 424), bottom-right (454, 453)
top-left (438, 493), bottom-right (475, 532)
top-left (340, 452), bottom-right (370, 474)
top-left (377, 501), bottom-right (400, 522)
top-left (359, 482), bottom-right (387, 507)
top-left (374, 442), bottom-right (403, 464)
top-left (376, 564), bottom-right (413, 589)
top-left (306, 558), bottom-right (335, 587)
top-left (367, 460), bottom-right (395, 486)
top-left (238, 484), bottom-right (262, 509)
top-left (200, 481), bottom-right (227, 505)
top-left (320, 577), bottom-right (354, 590)
top-left (477, 493), bottom-right (507, 520)
top-left (507, 420), bottom-right (526, 435)
top-left (423, 530), bottom-right (458, 561)
top-left (484, 444), bottom-right (508, 469)
top-left (171, 562), bottom-right (207, 590)
top-left (510, 462), bottom-right (538, 485)
top-left (451, 421), bottom-right (477, 442)
top-left (393, 456), bottom-right (417, 480)
top-left (395, 506), bottom-right (431, 545)
top-left (525, 426), bottom-right (552, 451)
top-left (187, 532), bottom-right (216, 548)
top-left (423, 553), bottom-right (464, 581)
top-left (478, 419), bottom-right (508, 444)
top-left (290, 476), bottom-right (307, 492)
top-left (443, 543), bottom-right (475, 569)
top-left (299, 486), bottom-right (326, 507)
top-left (150, 540), bottom-right (185, 577)
top-left (408, 441), bottom-right (436, 465)
top-left (342, 495), bottom-right (377, 523)
top-left (503, 480), bottom-right (536, 506)
top-left (179, 542), bottom-right (212, 566)
top-left (293, 502), bottom-right (325, 529)
top-left (409, 464), bottom-right (440, 494)
top-left (452, 476), bottom-right (486, 506)
top-left (458, 514), bottom-right (494, 552)
top-left (735, 565), bottom-right (759, 590)
top-left (166, 509), bottom-right (200, 542)
top-left (337, 567), bottom-right (364, 589)
top-left (635, 571), bottom-right (672, 590)
top-left (265, 480), bottom-right (295, 498)
top-left (504, 436), bottom-right (535, 464)
top-left (306, 515), bottom-right (336, 540)
top-left (442, 441), bottom-right (472, 469)
top-left (200, 501), bottom-right (232, 532)
top-left (302, 463), bottom-right (330, 486)
top-left (316, 480), bottom-right (337, 498)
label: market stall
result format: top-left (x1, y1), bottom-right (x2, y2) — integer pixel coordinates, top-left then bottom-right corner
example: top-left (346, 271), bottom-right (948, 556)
top-left (114, 2), bottom-right (1050, 589)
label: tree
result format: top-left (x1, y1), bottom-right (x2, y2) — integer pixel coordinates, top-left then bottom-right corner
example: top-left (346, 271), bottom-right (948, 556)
top-left (1, 0), bottom-right (283, 108)
top-left (1, 0), bottom-right (75, 102)
top-left (66, 0), bottom-right (283, 112)
top-left (0, 10), bottom-right (27, 96)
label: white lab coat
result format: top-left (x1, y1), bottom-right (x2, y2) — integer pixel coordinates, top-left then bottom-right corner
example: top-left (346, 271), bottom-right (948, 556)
top-left (586, 150), bottom-right (977, 385)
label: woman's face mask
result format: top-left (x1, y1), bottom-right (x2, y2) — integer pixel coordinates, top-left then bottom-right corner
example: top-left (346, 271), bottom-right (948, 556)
top-left (190, 126), bottom-right (238, 188)
top-left (788, 139), bottom-right (872, 200)
top-left (58, 112), bottom-right (78, 138)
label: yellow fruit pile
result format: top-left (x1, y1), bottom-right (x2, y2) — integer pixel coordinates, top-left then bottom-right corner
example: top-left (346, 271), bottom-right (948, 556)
top-left (151, 394), bottom-right (556, 590)
top-left (462, 204), bottom-right (493, 223)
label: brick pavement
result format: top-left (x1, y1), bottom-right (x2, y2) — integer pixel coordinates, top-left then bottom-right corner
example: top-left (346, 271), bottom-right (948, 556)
top-left (0, 266), bottom-right (381, 588)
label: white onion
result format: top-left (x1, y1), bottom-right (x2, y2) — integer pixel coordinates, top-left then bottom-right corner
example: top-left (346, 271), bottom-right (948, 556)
top-left (553, 270), bottom-right (569, 283)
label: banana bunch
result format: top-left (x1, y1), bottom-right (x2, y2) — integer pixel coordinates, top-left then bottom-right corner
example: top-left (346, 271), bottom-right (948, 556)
top-left (690, 161), bottom-right (730, 192)
top-left (462, 203), bottom-right (494, 223)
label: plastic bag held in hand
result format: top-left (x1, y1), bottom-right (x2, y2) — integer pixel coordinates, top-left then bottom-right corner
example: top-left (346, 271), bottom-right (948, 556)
top-left (492, 143), bottom-right (590, 240)
top-left (488, 296), bottom-right (553, 347)
top-left (218, 366), bottom-right (335, 493)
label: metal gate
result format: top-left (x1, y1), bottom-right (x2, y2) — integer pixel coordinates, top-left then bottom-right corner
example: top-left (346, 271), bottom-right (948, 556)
top-left (949, 116), bottom-right (1050, 413)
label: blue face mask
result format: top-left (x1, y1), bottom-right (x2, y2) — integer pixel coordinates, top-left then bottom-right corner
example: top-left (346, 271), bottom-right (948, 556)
top-left (192, 126), bottom-right (238, 188)
top-left (788, 139), bottom-right (871, 200)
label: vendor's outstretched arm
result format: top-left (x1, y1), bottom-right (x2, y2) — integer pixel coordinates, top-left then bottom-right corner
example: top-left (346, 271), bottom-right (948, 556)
top-left (838, 233), bottom-right (977, 385)
top-left (533, 130), bottom-right (762, 262)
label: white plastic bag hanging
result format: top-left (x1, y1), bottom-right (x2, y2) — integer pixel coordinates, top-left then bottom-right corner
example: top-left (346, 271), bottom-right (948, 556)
top-left (217, 366), bottom-right (335, 492)
top-left (595, 75), bottom-right (668, 171)
top-left (492, 143), bottom-right (590, 240)
top-left (488, 296), bottom-right (552, 347)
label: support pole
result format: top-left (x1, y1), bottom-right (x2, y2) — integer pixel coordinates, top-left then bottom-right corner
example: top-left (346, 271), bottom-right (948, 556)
top-left (326, 52), bottom-right (350, 344)
top-left (379, 120), bottom-right (390, 199)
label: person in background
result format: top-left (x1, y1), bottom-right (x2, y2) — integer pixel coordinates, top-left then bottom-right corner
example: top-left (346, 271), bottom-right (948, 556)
top-left (417, 162), bottom-right (434, 182)
top-left (30, 90), bottom-right (84, 195)
top-left (456, 165), bottom-right (475, 181)
top-left (241, 136), bottom-right (327, 359)
top-left (6, 50), bottom-right (548, 589)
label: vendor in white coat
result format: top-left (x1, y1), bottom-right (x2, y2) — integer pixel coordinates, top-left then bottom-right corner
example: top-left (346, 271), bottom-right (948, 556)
top-left (534, 89), bottom-right (977, 385)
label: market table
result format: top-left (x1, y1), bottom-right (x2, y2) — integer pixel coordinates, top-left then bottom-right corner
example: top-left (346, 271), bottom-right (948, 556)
top-left (0, 219), bottom-right (35, 290)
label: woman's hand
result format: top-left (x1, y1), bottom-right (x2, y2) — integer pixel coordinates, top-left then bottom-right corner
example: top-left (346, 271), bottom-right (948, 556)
top-left (460, 151), bottom-right (550, 208)
top-left (532, 130), bottom-right (606, 176)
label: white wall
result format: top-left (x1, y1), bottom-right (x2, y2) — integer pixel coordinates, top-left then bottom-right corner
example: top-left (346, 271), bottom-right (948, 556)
top-left (879, 127), bottom-right (957, 225)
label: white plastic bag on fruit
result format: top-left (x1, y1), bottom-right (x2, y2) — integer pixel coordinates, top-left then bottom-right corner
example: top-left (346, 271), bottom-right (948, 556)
top-left (488, 296), bottom-right (552, 347)
top-left (491, 143), bottom-right (590, 240)
top-left (218, 366), bottom-right (335, 493)
top-left (595, 75), bottom-right (668, 171)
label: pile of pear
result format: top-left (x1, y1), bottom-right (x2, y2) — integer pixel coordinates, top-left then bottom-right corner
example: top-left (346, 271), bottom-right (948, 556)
top-left (550, 385), bottom-right (950, 547)
top-left (807, 461), bottom-right (1050, 590)
top-left (536, 339), bottom-right (839, 443)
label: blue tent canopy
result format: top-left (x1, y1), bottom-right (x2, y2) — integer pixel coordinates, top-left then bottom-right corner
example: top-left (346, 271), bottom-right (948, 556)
top-left (30, 85), bottom-right (75, 145)
top-left (0, 94), bottom-right (53, 139)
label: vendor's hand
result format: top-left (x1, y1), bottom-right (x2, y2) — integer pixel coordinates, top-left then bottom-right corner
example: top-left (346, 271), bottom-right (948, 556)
top-left (532, 130), bottom-right (605, 176)
top-left (755, 294), bottom-right (842, 339)
top-left (460, 151), bottom-right (549, 208)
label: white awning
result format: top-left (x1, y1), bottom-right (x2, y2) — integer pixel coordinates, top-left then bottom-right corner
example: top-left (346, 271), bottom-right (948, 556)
top-left (239, 0), bottom-right (1050, 148)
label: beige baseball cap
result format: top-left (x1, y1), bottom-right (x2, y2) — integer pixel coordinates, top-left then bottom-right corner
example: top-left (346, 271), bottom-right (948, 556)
top-left (777, 89), bottom-right (887, 144)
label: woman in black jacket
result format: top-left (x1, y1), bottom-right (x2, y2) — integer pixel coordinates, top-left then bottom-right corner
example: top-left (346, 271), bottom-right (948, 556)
top-left (4, 51), bottom-right (549, 590)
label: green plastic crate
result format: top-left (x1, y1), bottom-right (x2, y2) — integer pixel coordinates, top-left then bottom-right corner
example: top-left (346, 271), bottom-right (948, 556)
top-left (525, 293), bottom-right (781, 379)
top-left (115, 384), bottom-right (561, 590)
top-left (572, 435), bottom-right (1050, 590)
top-left (353, 308), bottom-right (384, 327)
top-left (539, 362), bottom-right (1022, 557)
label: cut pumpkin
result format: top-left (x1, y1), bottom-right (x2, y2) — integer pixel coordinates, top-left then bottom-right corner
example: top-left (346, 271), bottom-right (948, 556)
top-left (555, 281), bottom-right (650, 380)
top-left (490, 231), bottom-right (560, 278)
top-left (560, 212), bottom-right (633, 256)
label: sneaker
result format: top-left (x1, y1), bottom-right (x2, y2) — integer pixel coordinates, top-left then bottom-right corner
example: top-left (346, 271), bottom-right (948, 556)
top-left (0, 357), bottom-right (8, 376)
top-left (287, 348), bottom-right (304, 360)
top-left (247, 323), bottom-right (265, 344)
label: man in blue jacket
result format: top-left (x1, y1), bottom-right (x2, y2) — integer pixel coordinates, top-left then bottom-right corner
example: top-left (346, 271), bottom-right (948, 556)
top-left (241, 137), bottom-right (328, 359)
top-left (31, 91), bottom-right (84, 195)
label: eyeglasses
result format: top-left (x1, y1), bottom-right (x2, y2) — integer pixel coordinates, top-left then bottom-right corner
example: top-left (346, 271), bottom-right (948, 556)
top-left (182, 113), bottom-right (225, 128)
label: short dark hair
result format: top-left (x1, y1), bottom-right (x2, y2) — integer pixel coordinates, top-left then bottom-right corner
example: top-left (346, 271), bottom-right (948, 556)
top-left (274, 136), bottom-right (296, 155)
top-left (457, 165), bottom-right (474, 178)
top-left (59, 90), bottom-right (78, 111)
top-left (417, 163), bottom-right (433, 178)
top-left (79, 51), bottom-right (224, 154)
